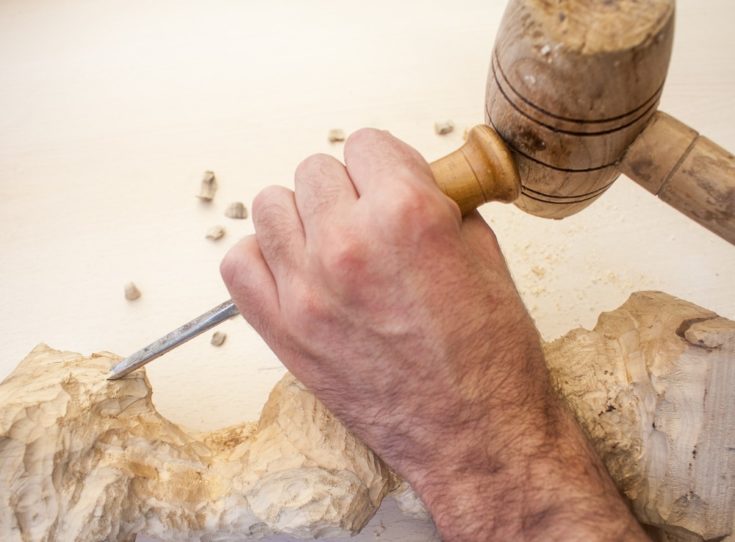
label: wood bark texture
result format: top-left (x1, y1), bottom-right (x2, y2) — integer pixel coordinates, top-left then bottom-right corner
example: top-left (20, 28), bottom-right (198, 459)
top-left (1, 291), bottom-right (733, 541)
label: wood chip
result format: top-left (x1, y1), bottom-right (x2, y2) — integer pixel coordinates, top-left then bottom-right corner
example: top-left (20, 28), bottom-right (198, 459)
top-left (206, 225), bottom-right (226, 241)
top-left (434, 121), bottom-right (455, 135)
top-left (327, 129), bottom-right (345, 143)
top-left (224, 202), bottom-right (248, 219)
top-left (197, 170), bottom-right (217, 201)
top-left (124, 282), bottom-right (141, 301)
top-left (211, 331), bottom-right (227, 347)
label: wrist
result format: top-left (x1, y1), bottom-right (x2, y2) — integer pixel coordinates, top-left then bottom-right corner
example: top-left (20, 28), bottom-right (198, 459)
top-left (406, 395), bottom-right (648, 541)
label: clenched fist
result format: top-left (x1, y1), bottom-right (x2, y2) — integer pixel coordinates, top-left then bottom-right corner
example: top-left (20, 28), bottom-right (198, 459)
top-left (221, 129), bottom-right (648, 541)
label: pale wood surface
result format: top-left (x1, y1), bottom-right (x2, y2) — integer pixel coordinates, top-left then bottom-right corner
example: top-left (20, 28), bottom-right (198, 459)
top-left (0, 1), bottom-right (734, 540)
top-left (1, 346), bottom-right (398, 541)
top-left (546, 291), bottom-right (735, 541)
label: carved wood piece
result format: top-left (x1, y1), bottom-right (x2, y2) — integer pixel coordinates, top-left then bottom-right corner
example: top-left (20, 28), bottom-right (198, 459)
top-left (0, 347), bottom-right (396, 541)
top-left (1, 291), bottom-right (733, 541)
top-left (546, 291), bottom-right (735, 541)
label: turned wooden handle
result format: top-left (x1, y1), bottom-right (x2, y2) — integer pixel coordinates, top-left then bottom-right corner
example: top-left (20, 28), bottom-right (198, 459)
top-left (429, 125), bottom-right (520, 215)
top-left (621, 112), bottom-right (735, 245)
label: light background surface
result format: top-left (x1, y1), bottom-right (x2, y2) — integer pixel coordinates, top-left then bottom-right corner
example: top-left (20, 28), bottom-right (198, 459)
top-left (1, 1), bottom-right (733, 540)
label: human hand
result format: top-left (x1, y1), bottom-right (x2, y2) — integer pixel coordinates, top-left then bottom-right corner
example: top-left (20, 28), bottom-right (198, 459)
top-left (221, 129), bottom-right (648, 541)
top-left (221, 128), bottom-right (541, 475)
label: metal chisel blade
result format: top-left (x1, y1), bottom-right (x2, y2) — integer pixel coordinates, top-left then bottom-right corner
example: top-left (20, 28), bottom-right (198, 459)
top-left (108, 299), bottom-right (240, 380)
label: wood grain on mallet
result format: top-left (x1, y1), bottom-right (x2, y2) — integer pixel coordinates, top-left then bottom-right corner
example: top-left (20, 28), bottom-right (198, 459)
top-left (622, 112), bottom-right (735, 244)
top-left (486, 0), bottom-right (674, 218)
top-left (483, 0), bottom-right (735, 245)
top-left (429, 125), bottom-right (520, 215)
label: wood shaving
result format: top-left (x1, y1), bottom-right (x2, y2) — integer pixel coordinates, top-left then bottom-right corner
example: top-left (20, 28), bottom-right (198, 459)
top-left (206, 225), bottom-right (226, 241)
top-left (124, 282), bottom-right (141, 301)
top-left (434, 121), bottom-right (454, 135)
top-left (197, 170), bottom-right (217, 201)
top-left (224, 202), bottom-right (248, 219)
top-left (328, 129), bottom-right (345, 143)
top-left (211, 331), bottom-right (227, 347)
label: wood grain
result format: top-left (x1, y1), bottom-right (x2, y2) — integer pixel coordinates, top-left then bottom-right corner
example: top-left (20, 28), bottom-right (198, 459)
top-left (486, 0), bottom-right (674, 218)
top-left (622, 112), bottom-right (735, 244)
top-left (430, 125), bottom-right (519, 214)
top-left (4, 291), bottom-right (734, 541)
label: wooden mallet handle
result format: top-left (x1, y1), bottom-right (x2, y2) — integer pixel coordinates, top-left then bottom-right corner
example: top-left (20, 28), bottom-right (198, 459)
top-left (428, 120), bottom-right (735, 245)
top-left (429, 125), bottom-right (520, 215)
top-left (621, 112), bottom-right (735, 245)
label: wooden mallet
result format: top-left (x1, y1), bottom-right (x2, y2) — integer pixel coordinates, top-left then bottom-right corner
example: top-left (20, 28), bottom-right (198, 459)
top-left (431, 0), bottom-right (735, 245)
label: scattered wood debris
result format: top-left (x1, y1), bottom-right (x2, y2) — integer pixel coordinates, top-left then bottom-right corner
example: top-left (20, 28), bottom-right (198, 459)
top-left (224, 202), bottom-right (248, 219)
top-left (124, 282), bottom-right (141, 301)
top-left (206, 225), bottom-right (226, 241)
top-left (197, 170), bottom-right (218, 201)
top-left (434, 121), bottom-right (455, 135)
top-left (327, 129), bottom-right (345, 143)
top-left (211, 331), bottom-right (227, 347)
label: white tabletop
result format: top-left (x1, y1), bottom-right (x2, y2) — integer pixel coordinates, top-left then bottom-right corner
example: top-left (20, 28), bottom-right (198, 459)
top-left (1, 1), bottom-right (734, 540)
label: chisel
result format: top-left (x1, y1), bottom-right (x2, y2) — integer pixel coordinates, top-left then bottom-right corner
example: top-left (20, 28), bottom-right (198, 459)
top-left (108, 299), bottom-right (239, 379)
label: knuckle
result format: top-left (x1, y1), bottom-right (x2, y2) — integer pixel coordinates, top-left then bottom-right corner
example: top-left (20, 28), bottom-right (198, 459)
top-left (393, 145), bottom-right (432, 178)
top-left (219, 237), bottom-right (256, 290)
top-left (286, 283), bottom-right (331, 334)
top-left (322, 234), bottom-right (366, 279)
top-left (295, 286), bottom-right (328, 322)
top-left (252, 186), bottom-right (290, 224)
top-left (383, 185), bottom-right (456, 238)
top-left (346, 128), bottom-right (429, 173)
top-left (345, 127), bottom-right (385, 149)
top-left (295, 153), bottom-right (338, 183)
top-left (385, 183), bottom-right (433, 220)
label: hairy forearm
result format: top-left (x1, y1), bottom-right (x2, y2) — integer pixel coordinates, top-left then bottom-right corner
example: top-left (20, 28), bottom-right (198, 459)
top-left (221, 129), bottom-right (647, 541)
top-left (412, 395), bottom-right (649, 541)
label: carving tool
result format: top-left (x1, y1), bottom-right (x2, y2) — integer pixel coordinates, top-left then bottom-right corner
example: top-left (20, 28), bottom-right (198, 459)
top-left (108, 300), bottom-right (239, 379)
